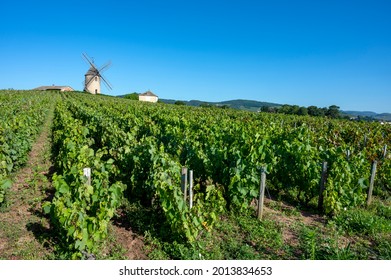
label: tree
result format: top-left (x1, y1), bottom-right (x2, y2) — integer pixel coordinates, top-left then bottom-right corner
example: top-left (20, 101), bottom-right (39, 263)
top-left (326, 105), bottom-right (340, 118)
top-left (278, 104), bottom-right (292, 114)
top-left (298, 106), bottom-right (308, 116)
top-left (307, 105), bottom-right (325, 117)
top-left (174, 101), bottom-right (186, 106)
top-left (200, 102), bottom-right (212, 108)
top-left (124, 92), bottom-right (139, 100)
top-left (260, 105), bottom-right (270, 112)
top-left (290, 105), bottom-right (300, 115)
top-left (308, 106), bottom-right (318, 116)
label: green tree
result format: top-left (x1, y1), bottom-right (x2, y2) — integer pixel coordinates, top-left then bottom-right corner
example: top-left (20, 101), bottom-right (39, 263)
top-left (307, 106), bottom-right (323, 116)
top-left (326, 105), bottom-right (340, 118)
top-left (200, 102), bottom-right (212, 108)
top-left (278, 104), bottom-right (292, 114)
top-left (124, 93), bottom-right (139, 100)
top-left (298, 106), bottom-right (308, 116)
top-left (260, 105), bottom-right (270, 112)
top-left (174, 101), bottom-right (186, 106)
top-left (290, 105), bottom-right (300, 115)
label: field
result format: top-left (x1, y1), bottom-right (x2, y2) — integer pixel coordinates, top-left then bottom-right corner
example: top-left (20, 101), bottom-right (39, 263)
top-left (0, 90), bottom-right (390, 260)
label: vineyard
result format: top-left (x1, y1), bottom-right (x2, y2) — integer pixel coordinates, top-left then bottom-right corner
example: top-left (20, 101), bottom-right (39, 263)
top-left (0, 91), bottom-right (52, 204)
top-left (0, 90), bottom-right (390, 260)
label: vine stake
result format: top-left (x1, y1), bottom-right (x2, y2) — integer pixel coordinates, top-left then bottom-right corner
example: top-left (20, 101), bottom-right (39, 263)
top-left (181, 167), bottom-right (188, 203)
top-left (318, 162), bottom-right (328, 212)
top-left (367, 160), bottom-right (377, 206)
top-left (189, 170), bottom-right (193, 209)
top-left (257, 167), bottom-right (266, 220)
top-left (83, 167), bottom-right (91, 186)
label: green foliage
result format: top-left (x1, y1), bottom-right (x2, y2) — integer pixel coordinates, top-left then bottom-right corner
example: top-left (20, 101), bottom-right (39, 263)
top-left (0, 90), bottom-right (52, 205)
top-left (199, 102), bottom-right (213, 108)
top-left (57, 92), bottom-right (390, 218)
top-left (123, 93), bottom-right (139, 100)
top-left (323, 147), bottom-right (370, 215)
top-left (299, 226), bottom-right (319, 260)
top-left (272, 124), bottom-right (321, 205)
top-left (11, 90), bottom-right (385, 257)
top-left (174, 101), bottom-right (186, 106)
top-left (0, 178), bottom-right (11, 205)
top-left (373, 237), bottom-right (391, 259)
top-left (2, 90), bottom-right (389, 259)
top-left (333, 208), bottom-right (391, 235)
top-left (326, 105), bottom-right (341, 118)
top-left (321, 241), bottom-right (358, 260)
top-left (277, 104), bottom-right (341, 118)
top-left (44, 100), bottom-right (126, 258)
top-left (376, 159), bottom-right (391, 198)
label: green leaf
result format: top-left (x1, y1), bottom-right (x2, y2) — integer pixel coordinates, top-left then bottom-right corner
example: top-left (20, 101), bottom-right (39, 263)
top-left (1, 179), bottom-right (12, 190)
top-left (59, 182), bottom-right (70, 194)
top-left (43, 202), bottom-right (52, 214)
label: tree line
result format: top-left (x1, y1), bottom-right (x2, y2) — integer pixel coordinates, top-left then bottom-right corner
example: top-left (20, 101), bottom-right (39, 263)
top-left (123, 93), bottom-right (342, 119)
top-left (261, 104), bottom-right (341, 118)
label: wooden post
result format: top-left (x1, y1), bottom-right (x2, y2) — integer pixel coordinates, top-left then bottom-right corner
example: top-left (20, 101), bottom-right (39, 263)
top-left (83, 167), bottom-right (91, 186)
top-left (189, 170), bottom-right (193, 209)
top-left (383, 145), bottom-right (387, 159)
top-left (367, 160), bottom-right (378, 206)
top-left (257, 167), bottom-right (266, 220)
top-left (318, 162), bottom-right (328, 212)
top-left (181, 167), bottom-right (188, 202)
top-left (346, 149), bottom-right (351, 161)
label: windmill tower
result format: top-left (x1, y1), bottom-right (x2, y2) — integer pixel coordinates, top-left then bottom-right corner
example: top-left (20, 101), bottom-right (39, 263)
top-left (82, 53), bottom-right (112, 94)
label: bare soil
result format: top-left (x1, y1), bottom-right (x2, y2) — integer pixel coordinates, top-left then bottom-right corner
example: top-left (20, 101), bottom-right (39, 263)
top-left (263, 198), bottom-right (326, 247)
top-left (111, 225), bottom-right (147, 259)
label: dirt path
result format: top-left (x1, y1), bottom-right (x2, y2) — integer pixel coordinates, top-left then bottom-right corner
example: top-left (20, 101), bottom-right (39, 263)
top-left (262, 198), bottom-right (327, 249)
top-left (0, 106), bottom-right (55, 259)
top-left (110, 223), bottom-right (147, 259)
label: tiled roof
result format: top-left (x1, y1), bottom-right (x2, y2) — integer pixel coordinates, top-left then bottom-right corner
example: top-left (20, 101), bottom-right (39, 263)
top-left (140, 90), bottom-right (158, 97)
top-left (34, 85), bottom-right (74, 91)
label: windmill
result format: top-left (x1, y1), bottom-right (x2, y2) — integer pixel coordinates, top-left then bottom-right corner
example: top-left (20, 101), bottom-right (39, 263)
top-left (82, 53), bottom-right (112, 94)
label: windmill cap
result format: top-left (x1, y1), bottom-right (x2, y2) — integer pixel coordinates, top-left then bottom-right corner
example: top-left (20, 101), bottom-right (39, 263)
top-left (85, 66), bottom-right (99, 76)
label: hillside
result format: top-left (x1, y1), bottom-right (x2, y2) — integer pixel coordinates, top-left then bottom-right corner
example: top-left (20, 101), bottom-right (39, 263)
top-left (160, 98), bottom-right (281, 111)
top-left (343, 111), bottom-right (391, 121)
top-left (160, 97), bottom-right (391, 119)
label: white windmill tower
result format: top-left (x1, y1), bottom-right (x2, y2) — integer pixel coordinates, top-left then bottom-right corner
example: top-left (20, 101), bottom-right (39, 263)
top-left (82, 53), bottom-right (112, 94)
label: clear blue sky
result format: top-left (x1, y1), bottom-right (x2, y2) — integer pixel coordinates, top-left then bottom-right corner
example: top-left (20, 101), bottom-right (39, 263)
top-left (1, 0), bottom-right (390, 113)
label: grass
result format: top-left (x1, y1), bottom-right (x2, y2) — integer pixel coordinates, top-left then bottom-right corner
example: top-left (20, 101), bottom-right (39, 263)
top-left (2, 172), bottom-right (390, 260)
top-left (333, 199), bottom-right (390, 232)
top-left (110, 195), bottom-right (390, 260)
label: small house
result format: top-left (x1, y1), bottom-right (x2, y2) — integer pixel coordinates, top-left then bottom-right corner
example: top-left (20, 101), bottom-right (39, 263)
top-left (34, 85), bottom-right (74, 92)
top-left (139, 90), bottom-right (158, 103)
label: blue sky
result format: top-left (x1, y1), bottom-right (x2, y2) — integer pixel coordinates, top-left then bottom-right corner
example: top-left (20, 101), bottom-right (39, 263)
top-left (1, 0), bottom-right (390, 113)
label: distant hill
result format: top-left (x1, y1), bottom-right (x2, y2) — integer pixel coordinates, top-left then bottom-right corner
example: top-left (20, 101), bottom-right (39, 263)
top-left (160, 98), bottom-right (281, 112)
top-left (122, 96), bottom-right (390, 121)
top-left (342, 111), bottom-right (378, 117)
top-left (376, 113), bottom-right (391, 121)
top-left (342, 111), bottom-right (391, 121)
